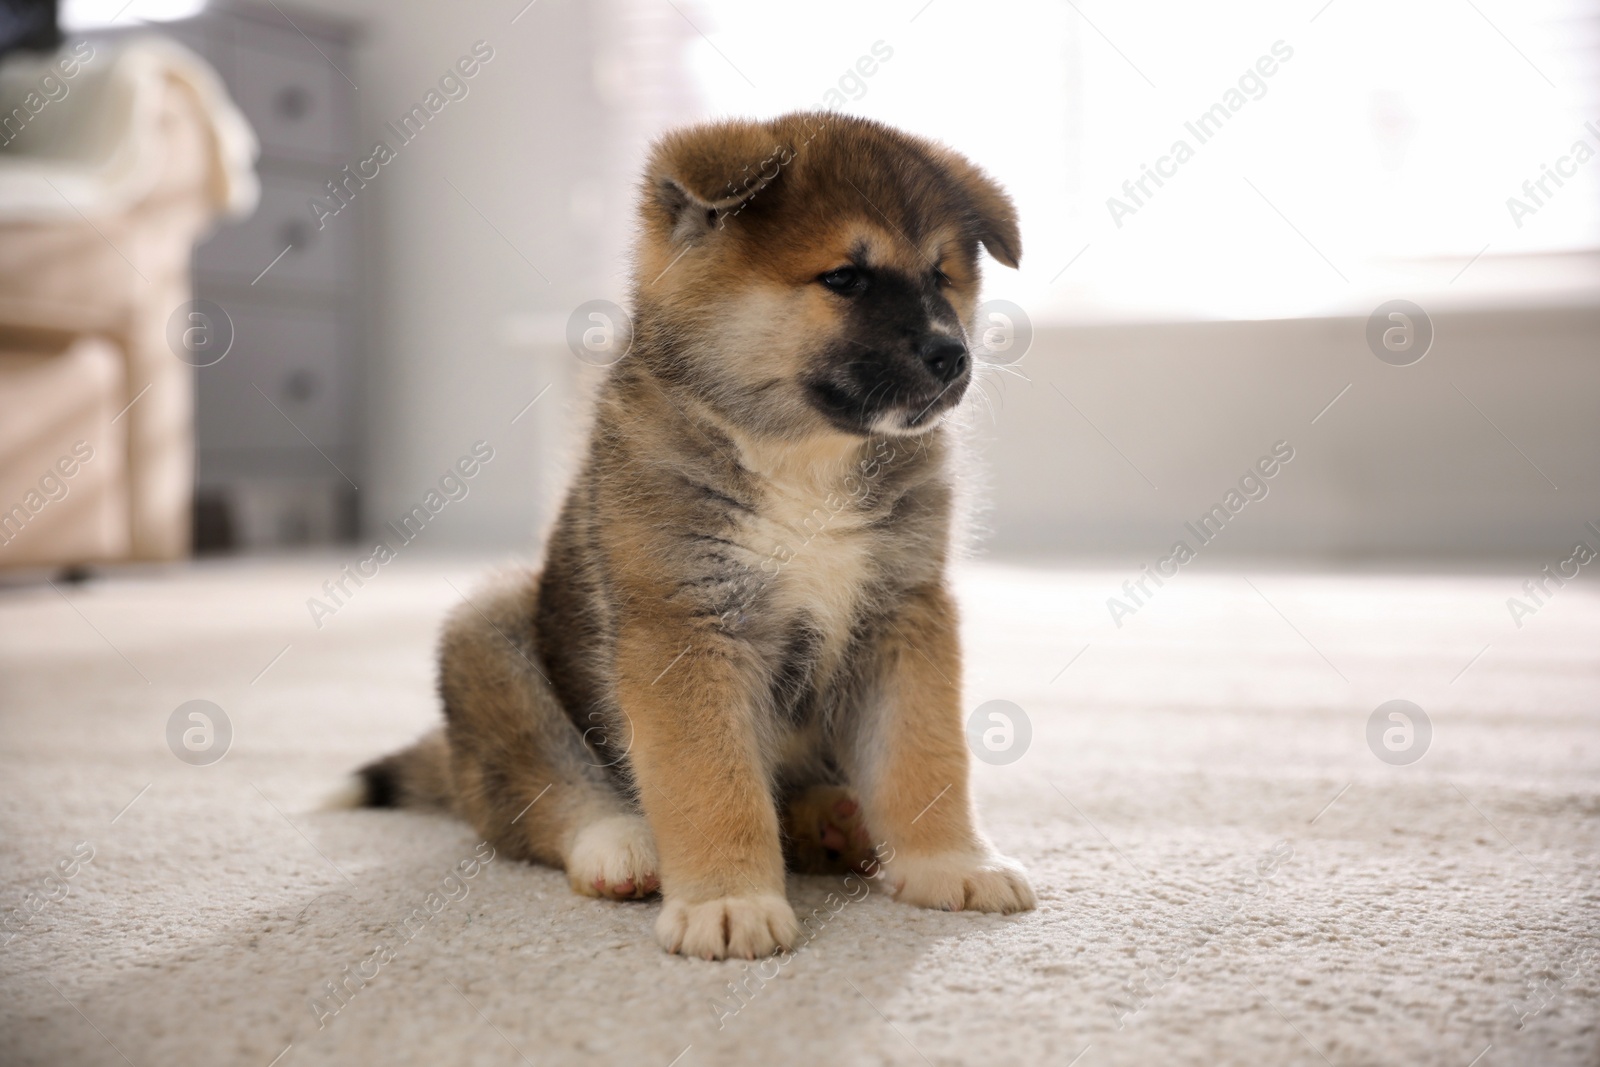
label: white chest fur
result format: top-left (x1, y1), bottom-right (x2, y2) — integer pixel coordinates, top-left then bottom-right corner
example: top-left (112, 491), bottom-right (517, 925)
top-left (756, 492), bottom-right (872, 646)
top-left (734, 435), bottom-right (880, 661)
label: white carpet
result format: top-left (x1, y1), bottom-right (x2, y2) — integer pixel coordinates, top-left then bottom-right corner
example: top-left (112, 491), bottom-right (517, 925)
top-left (1, 555), bottom-right (1596, 1066)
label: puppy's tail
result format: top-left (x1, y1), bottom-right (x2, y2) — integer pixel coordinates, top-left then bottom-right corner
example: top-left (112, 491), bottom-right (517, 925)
top-left (324, 729), bottom-right (455, 812)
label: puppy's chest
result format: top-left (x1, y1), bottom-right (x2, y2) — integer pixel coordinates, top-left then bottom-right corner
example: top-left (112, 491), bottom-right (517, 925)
top-left (737, 486), bottom-right (879, 652)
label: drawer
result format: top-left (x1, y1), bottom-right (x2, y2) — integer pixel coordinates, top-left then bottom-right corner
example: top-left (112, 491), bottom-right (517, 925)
top-left (195, 305), bottom-right (351, 454)
top-left (229, 22), bottom-right (351, 162)
top-left (195, 170), bottom-right (353, 290)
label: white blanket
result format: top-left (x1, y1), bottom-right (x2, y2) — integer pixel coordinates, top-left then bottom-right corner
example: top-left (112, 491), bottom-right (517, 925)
top-left (0, 34), bottom-right (257, 219)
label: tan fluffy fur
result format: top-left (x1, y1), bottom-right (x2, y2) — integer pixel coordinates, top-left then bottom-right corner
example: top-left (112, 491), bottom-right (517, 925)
top-left (357, 112), bottom-right (1035, 959)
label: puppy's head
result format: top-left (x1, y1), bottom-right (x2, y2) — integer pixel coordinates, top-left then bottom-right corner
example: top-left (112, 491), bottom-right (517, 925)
top-left (632, 112), bottom-right (1020, 440)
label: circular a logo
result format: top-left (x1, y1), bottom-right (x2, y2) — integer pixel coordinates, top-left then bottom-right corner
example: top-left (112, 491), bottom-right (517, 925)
top-left (1366, 699), bottom-right (1431, 766)
top-left (579, 708), bottom-right (634, 768)
top-left (970, 299), bottom-right (1033, 367)
top-left (166, 299), bottom-right (235, 368)
top-left (966, 699), bottom-right (1032, 766)
top-left (1365, 299), bottom-right (1433, 366)
top-left (166, 700), bottom-right (232, 766)
top-left (566, 300), bottom-right (633, 367)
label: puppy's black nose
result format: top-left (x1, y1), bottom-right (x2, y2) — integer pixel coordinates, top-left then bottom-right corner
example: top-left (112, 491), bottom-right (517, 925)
top-left (919, 336), bottom-right (968, 383)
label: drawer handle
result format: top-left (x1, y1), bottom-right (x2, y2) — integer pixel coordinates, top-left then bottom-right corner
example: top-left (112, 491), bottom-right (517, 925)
top-left (284, 369), bottom-right (319, 403)
top-left (279, 220), bottom-right (311, 250)
top-left (275, 85), bottom-right (312, 120)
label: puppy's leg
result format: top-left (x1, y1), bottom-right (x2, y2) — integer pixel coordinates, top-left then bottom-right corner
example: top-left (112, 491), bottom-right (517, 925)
top-left (616, 628), bottom-right (798, 959)
top-left (439, 572), bottom-right (659, 900)
top-left (848, 583), bottom-right (1035, 913)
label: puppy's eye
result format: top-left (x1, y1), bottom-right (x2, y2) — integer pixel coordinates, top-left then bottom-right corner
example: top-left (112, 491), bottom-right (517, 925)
top-left (818, 267), bottom-right (866, 295)
top-left (933, 267), bottom-right (954, 289)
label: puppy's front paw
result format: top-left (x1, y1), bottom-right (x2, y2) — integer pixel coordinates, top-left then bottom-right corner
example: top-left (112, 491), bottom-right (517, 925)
top-left (884, 850), bottom-right (1036, 914)
top-left (655, 894), bottom-right (799, 960)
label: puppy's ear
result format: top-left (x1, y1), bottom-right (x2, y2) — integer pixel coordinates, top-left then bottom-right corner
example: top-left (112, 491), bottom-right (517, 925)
top-left (645, 120), bottom-right (794, 246)
top-left (938, 150), bottom-right (1022, 269)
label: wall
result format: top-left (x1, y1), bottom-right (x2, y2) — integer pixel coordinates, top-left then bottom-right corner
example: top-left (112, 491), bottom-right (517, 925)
top-left (283, 0), bottom-right (1596, 562)
top-left (971, 304), bottom-right (1600, 562)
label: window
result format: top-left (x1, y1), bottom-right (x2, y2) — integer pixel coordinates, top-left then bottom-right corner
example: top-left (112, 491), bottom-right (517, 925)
top-left (653, 0), bottom-right (1600, 321)
top-left (62, 0), bottom-right (208, 31)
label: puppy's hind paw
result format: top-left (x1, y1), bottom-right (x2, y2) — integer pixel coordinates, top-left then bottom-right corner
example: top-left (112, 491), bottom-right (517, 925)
top-left (566, 814), bottom-right (660, 900)
top-left (655, 894), bottom-right (799, 960)
top-left (782, 784), bottom-right (875, 875)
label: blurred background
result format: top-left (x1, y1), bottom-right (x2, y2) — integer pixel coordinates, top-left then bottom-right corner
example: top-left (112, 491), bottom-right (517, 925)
top-left (1, 0), bottom-right (1597, 570)
top-left (3, 8), bottom-right (1599, 1062)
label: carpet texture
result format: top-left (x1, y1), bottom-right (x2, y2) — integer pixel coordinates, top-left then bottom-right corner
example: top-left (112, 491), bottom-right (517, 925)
top-left (1, 556), bottom-right (1596, 1066)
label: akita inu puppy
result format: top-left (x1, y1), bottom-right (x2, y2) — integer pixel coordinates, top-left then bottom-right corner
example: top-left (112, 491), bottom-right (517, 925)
top-left (354, 112), bottom-right (1035, 959)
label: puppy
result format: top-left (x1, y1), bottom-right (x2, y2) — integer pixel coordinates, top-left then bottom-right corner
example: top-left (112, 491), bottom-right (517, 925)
top-left (354, 112), bottom-right (1035, 959)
